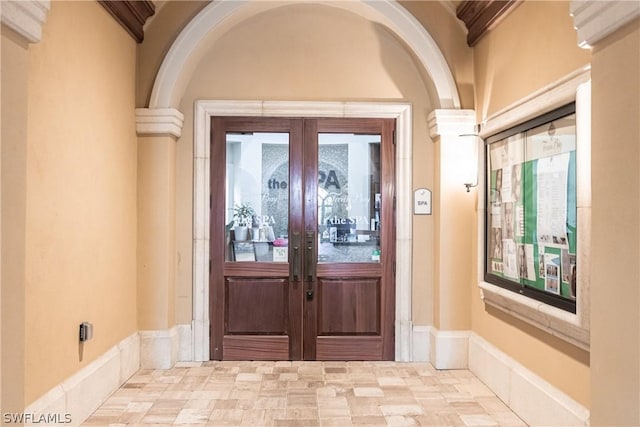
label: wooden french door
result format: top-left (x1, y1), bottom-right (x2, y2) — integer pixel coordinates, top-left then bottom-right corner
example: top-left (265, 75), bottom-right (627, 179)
top-left (210, 117), bottom-right (395, 361)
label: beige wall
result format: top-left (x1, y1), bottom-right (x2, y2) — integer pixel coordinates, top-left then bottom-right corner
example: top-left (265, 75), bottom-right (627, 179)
top-left (1, 26), bottom-right (30, 414)
top-left (590, 18), bottom-right (640, 426)
top-left (23, 2), bottom-right (138, 403)
top-left (474, 1), bottom-right (591, 121)
top-left (471, 1), bottom-right (591, 406)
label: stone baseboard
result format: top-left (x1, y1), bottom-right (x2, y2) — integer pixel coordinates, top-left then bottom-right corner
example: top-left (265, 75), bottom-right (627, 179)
top-left (24, 332), bottom-right (139, 426)
top-left (413, 327), bottom-right (589, 426)
top-left (468, 332), bottom-right (590, 426)
top-left (429, 328), bottom-right (470, 369)
top-left (25, 326), bottom-right (589, 427)
top-left (411, 325), bottom-right (432, 362)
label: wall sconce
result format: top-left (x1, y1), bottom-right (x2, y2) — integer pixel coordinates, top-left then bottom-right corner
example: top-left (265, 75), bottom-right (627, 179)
top-left (459, 130), bottom-right (480, 192)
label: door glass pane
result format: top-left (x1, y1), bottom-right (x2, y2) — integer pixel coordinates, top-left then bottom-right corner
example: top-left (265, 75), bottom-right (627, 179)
top-left (225, 132), bottom-right (289, 262)
top-left (317, 133), bottom-right (381, 263)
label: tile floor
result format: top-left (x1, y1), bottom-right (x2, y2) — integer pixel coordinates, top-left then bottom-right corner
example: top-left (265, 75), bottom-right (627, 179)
top-left (82, 361), bottom-right (527, 426)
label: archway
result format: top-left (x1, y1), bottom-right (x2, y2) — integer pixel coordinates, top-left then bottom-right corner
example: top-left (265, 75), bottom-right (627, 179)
top-left (142, 0), bottom-right (465, 362)
top-left (147, 0), bottom-right (461, 110)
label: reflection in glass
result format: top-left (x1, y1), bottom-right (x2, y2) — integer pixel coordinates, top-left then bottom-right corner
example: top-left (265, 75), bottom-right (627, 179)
top-left (317, 133), bottom-right (381, 263)
top-left (225, 132), bottom-right (289, 262)
top-left (485, 111), bottom-right (577, 302)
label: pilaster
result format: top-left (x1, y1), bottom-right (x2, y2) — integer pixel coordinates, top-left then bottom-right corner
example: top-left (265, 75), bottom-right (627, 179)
top-left (427, 109), bottom-right (477, 331)
top-left (574, 1), bottom-right (640, 424)
top-left (136, 109), bottom-right (184, 348)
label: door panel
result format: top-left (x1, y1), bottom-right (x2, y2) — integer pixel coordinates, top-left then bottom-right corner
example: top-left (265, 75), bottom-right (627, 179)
top-left (316, 337), bottom-right (383, 360)
top-left (226, 278), bottom-right (288, 334)
top-left (223, 336), bottom-right (289, 360)
top-left (317, 278), bottom-right (380, 335)
top-left (211, 116), bottom-right (394, 361)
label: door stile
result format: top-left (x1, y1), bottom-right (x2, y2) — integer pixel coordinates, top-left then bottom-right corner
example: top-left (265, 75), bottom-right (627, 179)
top-left (210, 117), bottom-right (227, 361)
top-left (288, 120), bottom-right (304, 360)
top-left (302, 119), bottom-right (319, 360)
top-left (380, 118), bottom-right (396, 360)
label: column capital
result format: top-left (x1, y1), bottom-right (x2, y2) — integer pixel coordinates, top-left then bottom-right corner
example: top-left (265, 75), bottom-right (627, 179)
top-left (571, 0), bottom-right (640, 49)
top-left (427, 109), bottom-right (476, 140)
top-left (1, 0), bottom-right (50, 44)
top-left (136, 108), bottom-right (185, 139)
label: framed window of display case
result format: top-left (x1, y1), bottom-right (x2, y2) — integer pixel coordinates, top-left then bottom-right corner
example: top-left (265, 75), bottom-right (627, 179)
top-left (484, 103), bottom-right (577, 312)
top-left (478, 67), bottom-right (591, 350)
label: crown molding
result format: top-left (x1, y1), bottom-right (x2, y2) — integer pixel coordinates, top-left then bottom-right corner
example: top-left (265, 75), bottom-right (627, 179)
top-left (0, 0), bottom-right (50, 44)
top-left (456, 0), bottom-right (521, 47)
top-left (98, 0), bottom-right (155, 43)
top-left (571, 0), bottom-right (640, 49)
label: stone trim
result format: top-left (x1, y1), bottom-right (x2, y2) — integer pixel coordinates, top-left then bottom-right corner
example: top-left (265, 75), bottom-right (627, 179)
top-left (192, 100), bottom-right (414, 362)
top-left (469, 333), bottom-right (589, 426)
top-left (135, 108), bottom-right (184, 139)
top-left (429, 329), bottom-right (471, 369)
top-left (147, 0), bottom-right (461, 109)
top-left (427, 109), bottom-right (476, 138)
top-left (139, 327), bottom-right (178, 369)
top-left (571, 0), bottom-right (640, 48)
top-left (0, 0), bottom-right (50, 44)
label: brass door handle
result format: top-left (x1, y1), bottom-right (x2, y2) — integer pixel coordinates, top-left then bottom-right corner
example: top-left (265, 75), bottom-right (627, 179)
top-left (305, 231), bottom-right (316, 283)
top-left (292, 245), bottom-right (300, 281)
top-left (291, 232), bottom-right (300, 282)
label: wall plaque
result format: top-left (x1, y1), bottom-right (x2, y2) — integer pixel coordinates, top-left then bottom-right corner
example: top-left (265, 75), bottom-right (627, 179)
top-left (414, 188), bottom-right (432, 215)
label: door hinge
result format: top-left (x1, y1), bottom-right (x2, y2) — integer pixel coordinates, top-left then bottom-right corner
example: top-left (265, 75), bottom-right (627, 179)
top-left (209, 259), bottom-right (211, 273)
top-left (392, 129), bottom-right (396, 145)
top-left (393, 196), bottom-right (396, 211)
top-left (209, 193), bottom-right (212, 209)
top-left (393, 261), bottom-right (396, 276)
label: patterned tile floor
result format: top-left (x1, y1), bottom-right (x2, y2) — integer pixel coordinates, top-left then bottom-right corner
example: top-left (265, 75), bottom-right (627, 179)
top-left (83, 361), bottom-right (527, 426)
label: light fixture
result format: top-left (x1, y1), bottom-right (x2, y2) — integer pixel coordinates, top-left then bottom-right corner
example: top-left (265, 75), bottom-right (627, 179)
top-left (459, 129), bottom-right (480, 192)
top-left (464, 181), bottom-right (478, 193)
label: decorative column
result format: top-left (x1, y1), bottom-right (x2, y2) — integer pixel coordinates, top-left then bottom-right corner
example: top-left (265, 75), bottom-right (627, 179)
top-left (1, 0), bottom-right (50, 415)
top-left (427, 109), bottom-right (477, 369)
top-left (136, 108), bottom-right (184, 368)
top-left (571, 2), bottom-right (640, 425)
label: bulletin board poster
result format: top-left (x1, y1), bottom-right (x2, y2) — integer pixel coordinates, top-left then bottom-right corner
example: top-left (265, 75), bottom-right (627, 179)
top-left (486, 110), bottom-right (577, 302)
